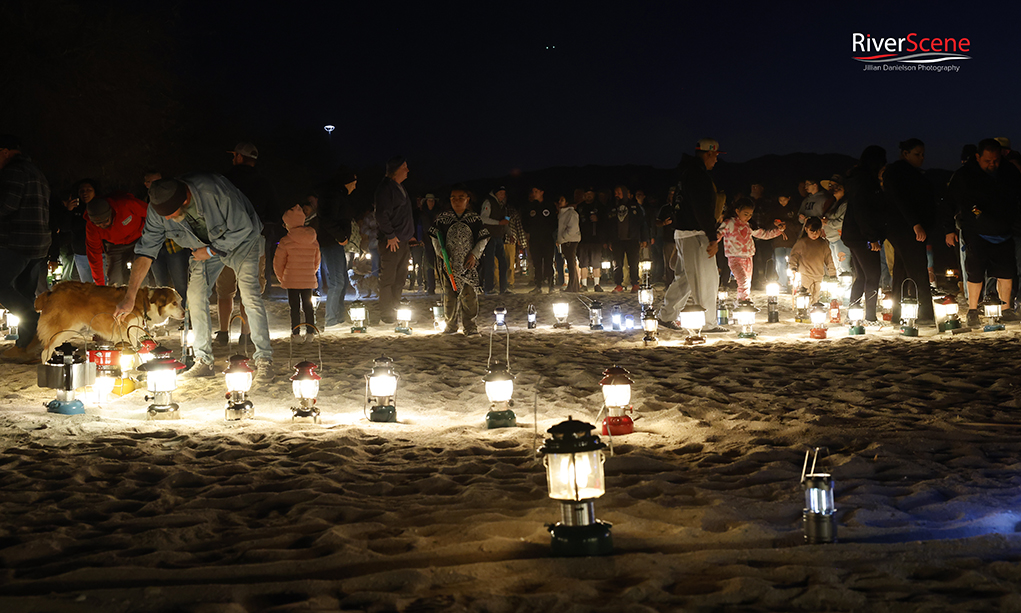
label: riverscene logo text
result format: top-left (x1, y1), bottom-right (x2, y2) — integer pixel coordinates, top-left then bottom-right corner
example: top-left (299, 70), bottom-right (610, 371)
top-left (852, 32), bottom-right (971, 71)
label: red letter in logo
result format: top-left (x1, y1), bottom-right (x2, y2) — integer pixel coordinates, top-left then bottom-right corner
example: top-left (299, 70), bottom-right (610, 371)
top-left (906, 32), bottom-right (918, 52)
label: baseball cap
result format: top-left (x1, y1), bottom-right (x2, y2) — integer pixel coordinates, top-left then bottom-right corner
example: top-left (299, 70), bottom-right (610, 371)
top-left (229, 142), bottom-right (259, 159)
top-left (149, 178), bottom-right (189, 216)
top-left (86, 198), bottom-right (113, 225)
top-left (695, 138), bottom-right (724, 153)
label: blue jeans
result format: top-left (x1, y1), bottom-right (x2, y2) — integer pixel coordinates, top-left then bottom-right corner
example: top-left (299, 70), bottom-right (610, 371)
top-left (150, 243), bottom-right (191, 310)
top-left (0, 249), bottom-right (44, 348)
top-left (482, 237), bottom-right (509, 293)
top-left (321, 242), bottom-right (348, 326)
top-left (74, 253), bottom-right (107, 284)
top-left (187, 237), bottom-right (271, 364)
top-left (773, 247), bottom-right (792, 291)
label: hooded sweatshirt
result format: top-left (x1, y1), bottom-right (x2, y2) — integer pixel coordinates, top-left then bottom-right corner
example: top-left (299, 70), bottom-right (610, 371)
top-left (274, 206), bottom-right (321, 289)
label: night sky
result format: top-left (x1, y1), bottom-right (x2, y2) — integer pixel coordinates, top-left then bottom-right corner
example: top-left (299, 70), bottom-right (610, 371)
top-left (8, 1), bottom-right (1021, 188)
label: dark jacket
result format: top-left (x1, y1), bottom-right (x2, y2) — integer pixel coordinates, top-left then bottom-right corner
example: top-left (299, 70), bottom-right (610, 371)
top-left (943, 159), bottom-right (1021, 237)
top-left (842, 165), bottom-right (886, 243)
top-left (883, 159), bottom-right (936, 233)
top-left (672, 154), bottom-right (719, 242)
top-left (316, 179), bottom-right (353, 247)
top-left (577, 200), bottom-right (605, 244)
top-left (607, 198), bottom-right (650, 242)
top-left (758, 198), bottom-right (799, 249)
top-left (521, 199), bottom-right (559, 244)
top-left (374, 177), bottom-right (415, 243)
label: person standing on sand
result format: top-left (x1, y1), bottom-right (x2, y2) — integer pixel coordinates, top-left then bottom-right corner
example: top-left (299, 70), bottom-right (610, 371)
top-left (430, 186), bottom-right (489, 336)
top-left (374, 156), bottom-right (415, 324)
top-left (657, 138), bottom-right (726, 332)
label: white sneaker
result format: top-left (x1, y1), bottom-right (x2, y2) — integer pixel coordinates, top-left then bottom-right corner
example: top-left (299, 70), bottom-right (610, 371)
top-left (180, 361), bottom-right (215, 378)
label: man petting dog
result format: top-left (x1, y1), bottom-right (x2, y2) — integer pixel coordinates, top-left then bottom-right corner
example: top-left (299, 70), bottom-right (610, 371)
top-left (114, 174), bottom-right (274, 381)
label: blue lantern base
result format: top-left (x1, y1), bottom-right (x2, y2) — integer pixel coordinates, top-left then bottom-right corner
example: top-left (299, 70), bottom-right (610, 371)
top-left (848, 326), bottom-right (865, 336)
top-left (486, 408), bottom-right (517, 429)
top-left (549, 521), bottom-right (613, 557)
top-left (4, 333), bottom-right (18, 341)
top-left (984, 323), bottom-right (1005, 332)
top-left (46, 398), bottom-right (85, 415)
top-left (370, 405), bottom-right (396, 423)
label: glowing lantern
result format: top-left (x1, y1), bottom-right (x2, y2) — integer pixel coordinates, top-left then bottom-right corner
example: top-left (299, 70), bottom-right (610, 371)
top-left (766, 281), bottom-right (780, 323)
top-left (820, 276), bottom-right (838, 299)
top-left (716, 288), bottom-right (730, 325)
top-left (553, 298), bottom-right (571, 329)
top-left (828, 299), bottom-right (841, 324)
top-left (734, 300), bottom-right (758, 339)
top-left (290, 361), bottom-right (322, 423)
top-left (809, 302), bottom-right (828, 339)
top-left (539, 417), bottom-right (612, 557)
top-left (365, 355), bottom-right (399, 422)
top-left (623, 313), bottom-right (634, 331)
top-left (679, 303), bottom-right (707, 345)
top-left (222, 354), bottom-right (255, 420)
top-left (350, 300), bottom-right (368, 333)
top-left (138, 345), bottom-right (186, 420)
top-left (794, 287), bottom-right (812, 323)
top-left (88, 343), bottom-right (122, 405)
top-left (527, 303), bottom-right (537, 329)
top-left (178, 323), bottom-right (196, 370)
top-left (900, 279), bottom-right (920, 337)
top-left (881, 290), bottom-right (894, 321)
top-left (588, 299), bottom-right (603, 330)
top-left (38, 342), bottom-right (96, 415)
top-left (395, 298), bottom-right (412, 334)
top-left (939, 295), bottom-right (961, 332)
top-left (847, 301), bottom-right (865, 335)
top-left (838, 270), bottom-right (854, 291)
top-left (639, 259), bottom-right (652, 285)
top-left (601, 260), bottom-right (611, 278)
top-left (638, 285), bottom-right (654, 309)
top-left (483, 361), bottom-right (516, 429)
top-left (600, 365), bottom-right (634, 435)
top-left (981, 298), bottom-right (1005, 332)
top-left (801, 447), bottom-right (837, 544)
top-left (642, 310), bottom-right (658, 347)
top-left (610, 304), bottom-right (622, 331)
top-left (494, 306), bottom-right (507, 329)
top-left (5, 313), bottom-right (20, 340)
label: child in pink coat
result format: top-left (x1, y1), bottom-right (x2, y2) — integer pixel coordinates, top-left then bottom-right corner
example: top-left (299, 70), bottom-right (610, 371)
top-left (718, 197), bottom-right (785, 300)
top-left (274, 205), bottom-right (322, 340)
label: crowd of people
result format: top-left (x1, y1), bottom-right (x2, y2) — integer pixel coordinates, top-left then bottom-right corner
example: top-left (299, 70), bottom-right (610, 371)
top-left (2, 133), bottom-right (1020, 370)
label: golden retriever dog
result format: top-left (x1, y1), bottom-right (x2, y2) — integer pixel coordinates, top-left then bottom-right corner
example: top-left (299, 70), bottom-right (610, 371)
top-left (34, 281), bottom-right (185, 361)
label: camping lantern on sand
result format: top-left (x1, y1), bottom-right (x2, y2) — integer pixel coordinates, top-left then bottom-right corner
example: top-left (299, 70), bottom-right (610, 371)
top-left (623, 313), bottom-right (634, 331)
top-left (795, 288), bottom-right (811, 323)
top-left (350, 300), bottom-right (368, 333)
top-left (588, 299), bottom-right (604, 330)
top-left (801, 447), bottom-right (837, 544)
top-left (395, 298), bottom-right (412, 334)
top-left (88, 343), bottom-right (121, 404)
top-left (847, 301), bottom-right (866, 335)
top-left (38, 341), bottom-right (96, 415)
top-left (553, 298), bottom-right (571, 329)
top-left (178, 322), bottom-right (195, 371)
top-left (638, 284), bottom-right (654, 310)
top-left (829, 299), bottom-right (842, 324)
top-left (601, 260), bottom-right (611, 279)
top-left (494, 306), bottom-right (508, 329)
top-left (734, 300), bottom-right (758, 339)
top-left (679, 303), bottom-right (707, 345)
top-left (527, 303), bottom-right (537, 329)
top-left (138, 344), bottom-right (186, 420)
top-left (5, 312), bottom-right (19, 340)
top-left (716, 288), bottom-right (730, 326)
top-left (766, 281), bottom-right (780, 323)
top-left (820, 276), bottom-right (838, 300)
top-left (610, 304), bottom-right (622, 331)
top-left (809, 302), bottom-right (828, 339)
top-left (981, 298), bottom-right (1005, 332)
top-left (881, 290), bottom-right (894, 321)
top-left (642, 310), bottom-right (658, 347)
top-left (290, 360), bottom-right (322, 423)
top-left (899, 280), bottom-right (921, 336)
top-left (365, 355), bottom-right (399, 422)
top-left (639, 259), bottom-right (652, 286)
top-left (600, 365), bottom-right (634, 436)
top-left (223, 354), bottom-right (255, 421)
top-left (939, 295), bottom-right (961, 331)
top-left (539, 417), bottom-right (613, 557)
top-left (483, 361), bottom-right (516, 429)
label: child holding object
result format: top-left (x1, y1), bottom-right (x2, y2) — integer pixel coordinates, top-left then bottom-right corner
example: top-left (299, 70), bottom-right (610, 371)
top-left (274, 205), bottom-right (322, 341)
top-left (789, 216), bottom-right (836, 303)
top-left (717, 197), bottom-right (785, 300)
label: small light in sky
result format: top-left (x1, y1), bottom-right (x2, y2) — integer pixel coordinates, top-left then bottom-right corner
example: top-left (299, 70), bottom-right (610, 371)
top-left (324, 125), bottom-right (335, 134)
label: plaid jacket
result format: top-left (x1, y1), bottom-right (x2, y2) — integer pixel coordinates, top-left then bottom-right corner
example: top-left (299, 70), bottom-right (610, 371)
top-left (0, 154), bottom-right (51, 258)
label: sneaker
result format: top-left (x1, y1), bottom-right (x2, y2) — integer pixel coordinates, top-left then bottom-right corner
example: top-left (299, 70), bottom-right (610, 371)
top-left (594, 284), bottom-right (604, 293)
top-left (180, 361), bottom-right (216, 378)
top-left (253, 359), bottom-right (275, 385)
top-left (658, 319), bottom-right (683, 331)
top-left (1001, 308), bottom-right (1020, 322)
top-left (967, 309), bottom-right (980, 327)
top-left (214, 331), bottom-right (229, 347)
top-left (630, 284), bottom-right (640, 294)
top-left (612, 285), bottom-right (624, 293)
top-left (579, 284), bottom-right (589, 292)
top-left (291, 333), bottom-right (302, 343)
top-left (702, 325), bottom-right (729, 333)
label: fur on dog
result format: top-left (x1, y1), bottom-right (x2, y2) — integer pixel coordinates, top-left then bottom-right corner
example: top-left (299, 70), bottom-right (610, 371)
top-left (348, 255), bottom-right (378, 300)
top-left (34, 281), bottom-right (185, 360)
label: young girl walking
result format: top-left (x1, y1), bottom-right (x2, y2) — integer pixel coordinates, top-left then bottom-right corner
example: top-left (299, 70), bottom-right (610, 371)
top-left (274, 205), bottom-right (322, 341)
top-left (717, 197), bottom-right (785, 301)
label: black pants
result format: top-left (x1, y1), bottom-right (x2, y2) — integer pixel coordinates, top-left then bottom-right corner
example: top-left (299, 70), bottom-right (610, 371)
top-left (886, 228), bottom-right (934, 322)
top-left (846, 240), bottom-right (880, 321)
top-left (288, 288), bottom-right (315, 334)
top-left (531, 240), bottom-right (556, 289)
top-left (612, 239), bottom-right (640, 287)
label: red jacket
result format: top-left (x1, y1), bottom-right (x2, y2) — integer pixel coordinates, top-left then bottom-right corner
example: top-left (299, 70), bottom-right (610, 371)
top-left (85, 192), bottom-right (148, 285)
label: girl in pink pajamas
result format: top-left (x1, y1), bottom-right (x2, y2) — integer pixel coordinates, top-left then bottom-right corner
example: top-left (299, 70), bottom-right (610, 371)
top-left (718, 197), bottom-right (786, 300)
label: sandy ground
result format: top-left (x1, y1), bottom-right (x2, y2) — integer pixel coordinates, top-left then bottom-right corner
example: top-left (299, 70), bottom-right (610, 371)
top-left (2, 282), bottom-right (1021, 613)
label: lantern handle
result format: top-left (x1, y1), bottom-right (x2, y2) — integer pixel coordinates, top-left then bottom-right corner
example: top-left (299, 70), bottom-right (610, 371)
top-left (800, 446), bottom-right (829, 483)
top-left (124, 324), bottom-right (151, 350)
top-left (44, 329), bottom-right (93, 357)
top-left (288, 323), bottom-right (323, 372)
top-left (228, 314), bottom-right (249, 356)
top-left (900, 277), bottom-right (918, 302)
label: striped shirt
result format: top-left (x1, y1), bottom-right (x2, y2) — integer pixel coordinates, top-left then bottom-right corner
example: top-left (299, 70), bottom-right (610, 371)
top-left (0, 154), bottom-right (51, 258)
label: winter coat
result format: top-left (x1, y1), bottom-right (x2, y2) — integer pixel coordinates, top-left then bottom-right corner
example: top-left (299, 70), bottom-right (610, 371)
top-left (943, 159), bottom-right (1021, 237)
top-left (718, 217), bottom-right (783, 258)
top-left (883, 159), bottom-right (936, 233)
top-left (799, 191), bottom-right (831, 219)
top-left (557, 206), bottom-right (581, 244)
top-left (842, 165), bottom-right (886, 243)
top-left (789, 236), bottom-right (835, 281)
top-left (823, 198), bottom-right (847, 243)
top-left (274, 208), bottom-right (321, 290)
top-left (607, 198), bottom-right (649, 243)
